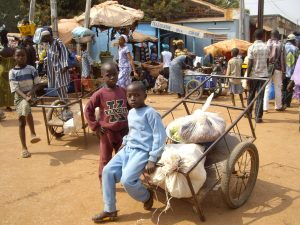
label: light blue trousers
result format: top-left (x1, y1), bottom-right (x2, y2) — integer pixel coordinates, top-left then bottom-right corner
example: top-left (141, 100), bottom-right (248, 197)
top-left (102, 146), bottom-right (150, 212)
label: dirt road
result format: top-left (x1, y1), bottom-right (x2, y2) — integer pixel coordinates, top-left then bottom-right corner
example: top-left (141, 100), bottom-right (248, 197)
top-left (0, 94), bottom-right (299, 225)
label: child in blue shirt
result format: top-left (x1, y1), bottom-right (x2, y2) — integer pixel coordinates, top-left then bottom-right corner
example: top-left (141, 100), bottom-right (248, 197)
top-left (92, 81), bottom-right (167, 223)
top-left (9, 47), bottom-right (41, 158)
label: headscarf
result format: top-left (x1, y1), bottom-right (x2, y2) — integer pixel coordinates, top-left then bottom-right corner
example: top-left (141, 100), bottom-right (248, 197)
top-left (120, 34), bottom-right (128, 43)
top-left (162, 43), bottom-right (169, 51)
top-left (172, 39), bottom-right (184, 46)
top-left (41, 30), bottom-right (51, 37)
top-left (150, 44), bottom-right (157, 50)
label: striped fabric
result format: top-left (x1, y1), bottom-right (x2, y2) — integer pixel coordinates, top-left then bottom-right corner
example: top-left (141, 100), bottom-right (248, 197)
top-left (9, 65), bottom-right (40, 93)
top-left (81, 50), bottom-right (93, 78)
top-left (46, 38), bottom-right (70, 99)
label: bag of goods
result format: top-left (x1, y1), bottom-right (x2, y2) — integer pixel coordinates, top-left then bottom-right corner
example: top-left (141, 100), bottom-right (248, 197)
top-left (72, 27), bottom-right (95, 38)
top-left (166, 94), bottom-right (226, 143)
top-left (151, 144), bottom-right (206, 198)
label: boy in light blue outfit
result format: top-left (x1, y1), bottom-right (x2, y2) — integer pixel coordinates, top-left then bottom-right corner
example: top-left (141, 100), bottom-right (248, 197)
top-left (92, 81), bottom-right (167, 223)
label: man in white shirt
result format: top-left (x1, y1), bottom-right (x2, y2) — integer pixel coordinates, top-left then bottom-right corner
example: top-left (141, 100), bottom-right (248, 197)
top-left (161, 44), bottom-right (172, 79)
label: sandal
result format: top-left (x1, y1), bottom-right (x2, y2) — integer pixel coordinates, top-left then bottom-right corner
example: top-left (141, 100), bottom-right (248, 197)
top-left (143, 189), bottom-right (154, 210)
top-left (21, 150), bottom-right (31, 158)
top-left (30, 136), bottom-right (41, 144)
top-left (92, 211), bottom-right (118, 223)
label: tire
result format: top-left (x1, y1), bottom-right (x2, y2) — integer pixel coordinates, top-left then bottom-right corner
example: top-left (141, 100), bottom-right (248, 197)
top-left (46, 99), bottom-right (66, 138)
top-left (221, 142), bottom-right (259, 209)
top-left (185, 79), bottom-right (204, 100)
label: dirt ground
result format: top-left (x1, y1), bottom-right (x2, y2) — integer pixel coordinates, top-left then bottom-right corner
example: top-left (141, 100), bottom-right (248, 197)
top-left (0, 93), bottom-right (300, 225)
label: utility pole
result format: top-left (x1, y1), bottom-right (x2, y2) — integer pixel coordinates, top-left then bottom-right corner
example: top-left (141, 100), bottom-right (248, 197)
top-left (257, 0), bottom-right (264, 29)
top-left (50, 0), bottom-right (58, 38)
top-left (239, 0), bottom-right (245, 40)
top-left (75, 0), bottom-right (92, 68)
top-left (84, 0), bottom-right (92, 28)
top-left (29, 0), bottom-right (36, 22)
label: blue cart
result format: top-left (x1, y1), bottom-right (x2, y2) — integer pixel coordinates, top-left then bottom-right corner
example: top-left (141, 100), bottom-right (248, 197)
top-left (184, 73), bottom-right (222, 100)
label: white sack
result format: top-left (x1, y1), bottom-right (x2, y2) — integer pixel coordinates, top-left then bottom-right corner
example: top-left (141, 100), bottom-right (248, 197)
top-left (151, 144), bottom-right (206, 198)
top-left (166, 94), bottom-right (226, 143)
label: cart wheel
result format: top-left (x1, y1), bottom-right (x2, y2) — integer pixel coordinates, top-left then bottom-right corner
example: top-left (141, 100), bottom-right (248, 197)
top-left (46, 99), bottom-right (66, 138)
top-left (221, 142), bottom-right (259, 209)
top-left (209, 79), bottom-right (222, 98)
top-left (186, 79), bottom-right (203, 100)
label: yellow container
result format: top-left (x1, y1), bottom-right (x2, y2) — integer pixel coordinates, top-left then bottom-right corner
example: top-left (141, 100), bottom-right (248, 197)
top-left (17, 22), bottom-right (36, 36)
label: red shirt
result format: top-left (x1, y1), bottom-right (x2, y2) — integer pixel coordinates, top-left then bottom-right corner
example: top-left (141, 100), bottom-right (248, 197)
top-left (84, 86), bottom-right (128, 131)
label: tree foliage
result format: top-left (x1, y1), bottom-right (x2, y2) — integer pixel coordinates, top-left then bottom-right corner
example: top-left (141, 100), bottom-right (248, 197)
top-left (10, 0), bottom-right (239, 30)
top-left (18, 0), bottom-right (188, 25)
top-left (20, 0), bottom-right (87, 26)
top-left (0, 0), bottom-right (20, 32)
top-left (205, 0), bottom-right (239, 8)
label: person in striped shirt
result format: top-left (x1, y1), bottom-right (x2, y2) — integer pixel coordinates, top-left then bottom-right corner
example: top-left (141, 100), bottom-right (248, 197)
top-left (9, 47), bottom-right (41, 158)
top-left (41, 30), bottom-right (70, 100)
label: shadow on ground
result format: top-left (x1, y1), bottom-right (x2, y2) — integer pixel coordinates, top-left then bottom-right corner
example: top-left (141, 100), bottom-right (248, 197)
top-left (144, 179), bottom-right (300, 225)
top-left (32, 134), bottom-right (99, 166)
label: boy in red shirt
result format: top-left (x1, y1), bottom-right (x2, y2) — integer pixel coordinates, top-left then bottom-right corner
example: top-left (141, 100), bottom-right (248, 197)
top-left (84, 62), bottom-right (128, 181)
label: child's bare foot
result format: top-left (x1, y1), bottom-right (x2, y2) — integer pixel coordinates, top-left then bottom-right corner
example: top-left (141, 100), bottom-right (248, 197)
top-left (30, 135), bottom-right (41, 144)
top-left (21, 149), bottom-right (31, 158)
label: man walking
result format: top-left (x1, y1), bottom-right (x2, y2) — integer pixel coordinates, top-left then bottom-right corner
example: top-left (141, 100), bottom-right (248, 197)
top-left (282, 34), bottom-right (300, 108)
top-left (263, 29), bottom-right (285, 112)
top-left (41, 30), bottom-right (70, 100)
top-left (246, 29), bottom-right (270, 123)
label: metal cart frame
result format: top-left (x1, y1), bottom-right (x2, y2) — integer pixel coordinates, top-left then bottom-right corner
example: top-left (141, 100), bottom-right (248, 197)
top-left (35, 96), bottom-right (88, 145)
top-left (146, 75), bottom-right (269, 222)
top-left (34, 80), bottom-right (102, 145)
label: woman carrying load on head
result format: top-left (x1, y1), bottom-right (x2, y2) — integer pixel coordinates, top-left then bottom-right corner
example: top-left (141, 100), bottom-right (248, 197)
top-left (173, 39), bottom-right (188, 58)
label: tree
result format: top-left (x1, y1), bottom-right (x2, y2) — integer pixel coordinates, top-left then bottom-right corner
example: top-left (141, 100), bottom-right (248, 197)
top-left (20, 0), bottom-right (87, 26)
top-left (205, 0), bottom-right (239, 8)
top-left (19, 0), bottom-right (187, 25)
top-left (141, 0), bottom-right (188, 21)
top-left (0, 0), bottom-right (21, 32)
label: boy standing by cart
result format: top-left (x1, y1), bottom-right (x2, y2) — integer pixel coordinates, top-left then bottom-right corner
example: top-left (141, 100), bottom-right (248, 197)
top-left (92, 81), bottom-right (167, 223)
top-left (226, 48), bottom-right (245, 108)
top-left (9, 47), bottom-right (41, 158)
top-left (84, 62), bottom-right (129, 181)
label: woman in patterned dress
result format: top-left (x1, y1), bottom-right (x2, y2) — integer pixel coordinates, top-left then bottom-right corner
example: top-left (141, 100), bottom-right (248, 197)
top-left (0, 26), bottom-right (15, 112)
top-left (117, 35), bottom-right (138, 88)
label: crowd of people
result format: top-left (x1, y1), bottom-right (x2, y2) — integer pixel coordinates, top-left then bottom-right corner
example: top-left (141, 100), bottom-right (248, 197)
top-left (230, 29), bottom-right (300, 123)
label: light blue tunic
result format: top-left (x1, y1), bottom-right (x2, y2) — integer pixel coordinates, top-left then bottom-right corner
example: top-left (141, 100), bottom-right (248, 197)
top-left (168, 55), bottom-right (187, 95)
top-left (102, 106), bottom-right (166, 212)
